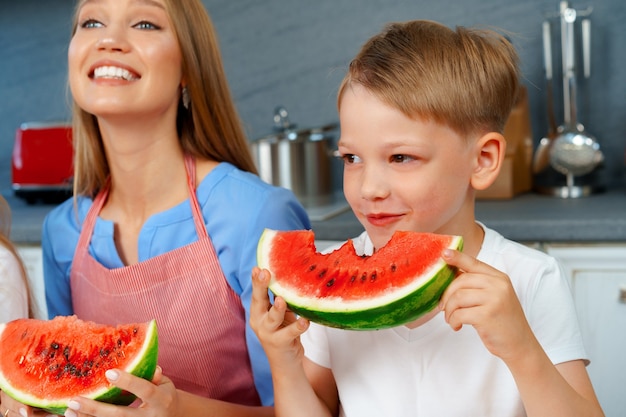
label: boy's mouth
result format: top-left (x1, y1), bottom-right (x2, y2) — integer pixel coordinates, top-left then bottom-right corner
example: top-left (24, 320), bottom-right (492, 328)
top-left (365, 213), bottom-right (403, 226)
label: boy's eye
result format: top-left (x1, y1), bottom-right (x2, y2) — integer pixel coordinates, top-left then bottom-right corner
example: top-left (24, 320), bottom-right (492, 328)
top-left (390, 154), bottom-right (415, 163)
top-left (341, 154), bottom-right (362, 164)
top-left (134, 20), bottom-right (160, 30)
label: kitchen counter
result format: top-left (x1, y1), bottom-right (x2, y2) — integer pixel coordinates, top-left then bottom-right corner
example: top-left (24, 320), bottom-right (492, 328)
top-left (6, 188), bottom-right (626, 246)
top-left (310, 189), bottom-right (626, 244)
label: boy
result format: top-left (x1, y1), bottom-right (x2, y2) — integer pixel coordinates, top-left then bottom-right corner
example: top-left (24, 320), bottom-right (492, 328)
top-left (250, 20), bottom-right (604, 416)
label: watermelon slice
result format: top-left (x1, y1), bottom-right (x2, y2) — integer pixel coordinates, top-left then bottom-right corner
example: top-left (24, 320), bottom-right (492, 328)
top-left (0, 315), bottom-right (158, 415)
top-left (257, 229), bottom-right (463, 330)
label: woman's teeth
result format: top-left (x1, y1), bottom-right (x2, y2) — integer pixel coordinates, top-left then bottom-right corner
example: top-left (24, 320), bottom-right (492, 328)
top-left (93, 66), bottom-right (138, 80)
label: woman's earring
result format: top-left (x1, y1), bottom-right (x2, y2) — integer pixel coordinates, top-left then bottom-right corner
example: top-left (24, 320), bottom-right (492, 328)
top-left (182, 86), bottom-right (190, 110)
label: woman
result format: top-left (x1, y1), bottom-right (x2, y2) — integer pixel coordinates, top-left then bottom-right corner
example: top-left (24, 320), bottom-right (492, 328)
top-left (1, 0), bottom-right (309, 416)
top-left (0, 196), bottom-right (30, 323)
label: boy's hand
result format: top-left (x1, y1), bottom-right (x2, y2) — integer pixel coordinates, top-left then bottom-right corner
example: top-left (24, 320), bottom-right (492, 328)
top-left (439, 249), bottom-right (536, 363)
top-left (249, 267), bottom-right (310, 371)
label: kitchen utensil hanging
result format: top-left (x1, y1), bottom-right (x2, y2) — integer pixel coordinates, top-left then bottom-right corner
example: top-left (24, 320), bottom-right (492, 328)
top-left (532, 20), bottom-right (558, 174)
top-left (535, 1), bottom-right (603, 198)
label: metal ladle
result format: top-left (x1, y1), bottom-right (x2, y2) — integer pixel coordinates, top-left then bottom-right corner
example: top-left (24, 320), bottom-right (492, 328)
top-left (549, 3), bottom-right (603, 188)
top-left (532, 20), bottom-right (559, 174)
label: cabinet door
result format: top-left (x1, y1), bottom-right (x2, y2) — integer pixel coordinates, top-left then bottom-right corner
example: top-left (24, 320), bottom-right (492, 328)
top-left (16, 245), bottom-right (47, 319)
top-left (546, 245), bottom-right (626, 417)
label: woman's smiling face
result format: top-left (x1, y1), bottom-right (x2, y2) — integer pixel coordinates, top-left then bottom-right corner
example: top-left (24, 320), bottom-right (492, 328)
top-left (68, 0), bottom-right (183, 119)
top-left (338, 84), bottom-right (477, 251)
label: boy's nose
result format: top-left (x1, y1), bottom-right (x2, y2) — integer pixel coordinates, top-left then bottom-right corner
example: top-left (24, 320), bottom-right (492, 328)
top-left (359, 165), bottom-right (390, 201)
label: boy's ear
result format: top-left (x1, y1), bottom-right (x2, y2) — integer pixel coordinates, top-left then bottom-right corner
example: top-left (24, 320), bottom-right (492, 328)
top-left (471, 132), bottom-right (506, 191)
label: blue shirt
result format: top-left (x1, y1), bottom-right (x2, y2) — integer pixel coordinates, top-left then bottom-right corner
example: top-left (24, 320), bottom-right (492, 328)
top-left (42, 162), bottom-right (311, 405)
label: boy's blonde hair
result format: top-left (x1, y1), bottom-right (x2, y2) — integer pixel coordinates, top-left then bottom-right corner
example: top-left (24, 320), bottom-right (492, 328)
top-left (338, 20), bottom-right (520, 138)
top-left (69, 0), bottom-right (257, 198)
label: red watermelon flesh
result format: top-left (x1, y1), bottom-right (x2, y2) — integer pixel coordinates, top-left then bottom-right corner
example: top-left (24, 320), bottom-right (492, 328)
top-left (257, 229), bottom-right (463, 330)
top-left (0, 315), bottom-right (158, 414)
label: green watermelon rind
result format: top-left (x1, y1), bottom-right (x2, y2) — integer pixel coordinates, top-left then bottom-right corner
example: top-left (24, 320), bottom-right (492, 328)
top-left (280, 261), bottom-right (457, 329)
top-left (258, 229), bottom-right (463, 330)
top-left (0, 319), bottom-right (159, 415)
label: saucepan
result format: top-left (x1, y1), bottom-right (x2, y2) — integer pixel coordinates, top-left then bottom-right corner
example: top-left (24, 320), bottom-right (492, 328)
top-left (250, 123), bottom-right (340, 208)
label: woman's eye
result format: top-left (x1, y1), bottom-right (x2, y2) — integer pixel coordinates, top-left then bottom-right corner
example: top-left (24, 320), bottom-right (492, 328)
top-left (134, 20), bottom-right (160, 30)
top-left (80, 19), bottom-right (103, 29)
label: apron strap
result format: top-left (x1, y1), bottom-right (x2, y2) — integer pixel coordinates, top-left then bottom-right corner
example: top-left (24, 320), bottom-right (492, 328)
top-left (75, 178), bottom-right (110, 252)
top-left (184, 154), bottom-right (209, 240)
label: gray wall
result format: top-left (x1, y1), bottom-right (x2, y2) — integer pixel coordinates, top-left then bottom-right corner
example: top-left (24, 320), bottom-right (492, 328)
top-left (1, 0), bottom-right (625, 193)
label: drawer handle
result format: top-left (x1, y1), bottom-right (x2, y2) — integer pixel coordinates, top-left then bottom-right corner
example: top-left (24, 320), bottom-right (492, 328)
top-left (620, 287), bottom-right (626, 304)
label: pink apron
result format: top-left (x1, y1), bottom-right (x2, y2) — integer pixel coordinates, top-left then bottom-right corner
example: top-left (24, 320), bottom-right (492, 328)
top-left (70, 156), bottom-right (261, 405)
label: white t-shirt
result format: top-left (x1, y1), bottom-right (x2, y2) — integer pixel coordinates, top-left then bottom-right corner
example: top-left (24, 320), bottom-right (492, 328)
top-left (0, 245), bottom-right (29, 323)
top-left (301, 224), bottom-right (587, 417)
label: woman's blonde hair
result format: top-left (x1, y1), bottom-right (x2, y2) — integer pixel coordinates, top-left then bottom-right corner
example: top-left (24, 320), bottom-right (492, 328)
top-left (0, 196), bottom-right (34, 318)
top-left (338, 20), bottom-right (520, 138)
top-left (70, 0), bottom-right (257, 197)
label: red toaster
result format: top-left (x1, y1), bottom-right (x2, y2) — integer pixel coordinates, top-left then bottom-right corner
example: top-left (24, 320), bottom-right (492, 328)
top-left (11, 121), bottom-right (74, 204)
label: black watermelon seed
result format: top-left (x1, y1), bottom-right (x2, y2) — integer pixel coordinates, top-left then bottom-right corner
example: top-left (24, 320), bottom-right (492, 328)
top-left (309, 264), bottom-right (317, 271)
top-left (391, 264), bottom-right (397, 272)
top-left (318, 269), bottom-right (327, 278)
top-left (350, 275), bottom-right (357, 283)
top-left (370, 272), bottom-right (377, 282)
top-left (326, 278), bottom-right (335, 287)
top-left (360, 272), bottom-right (367, 282)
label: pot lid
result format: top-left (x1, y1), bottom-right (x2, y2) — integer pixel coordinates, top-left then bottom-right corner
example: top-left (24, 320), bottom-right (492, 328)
top-left (254, 105), bottom-right (338, 143)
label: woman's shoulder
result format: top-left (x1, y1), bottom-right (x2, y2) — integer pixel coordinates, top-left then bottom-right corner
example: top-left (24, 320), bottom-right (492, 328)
top-left (43, 196), bottom-right (93, 241)
top-left (200, 163), bottom-right (308, 210)
top-left (197, 162), bottom-right (311, 229)
top-left (202, 162), bottom-right (279, 192)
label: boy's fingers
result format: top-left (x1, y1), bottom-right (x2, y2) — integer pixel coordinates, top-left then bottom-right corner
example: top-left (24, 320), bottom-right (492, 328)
top-left (266, 296), bottom-right (288, 328)
top-left (443, 249), bottom-right (496, 276)
top-left (250, 267), bottom-right (271, 311)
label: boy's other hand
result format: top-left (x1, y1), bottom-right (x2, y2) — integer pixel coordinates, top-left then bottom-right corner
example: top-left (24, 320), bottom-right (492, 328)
top-left (439, 249), bottom-right (537, 363)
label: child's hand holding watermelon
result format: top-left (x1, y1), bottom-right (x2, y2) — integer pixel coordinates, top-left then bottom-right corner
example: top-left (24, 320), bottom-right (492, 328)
top-left (249, 267), bottom-right (310, 368)
top-left (439, 248), bottom-right (539, 360)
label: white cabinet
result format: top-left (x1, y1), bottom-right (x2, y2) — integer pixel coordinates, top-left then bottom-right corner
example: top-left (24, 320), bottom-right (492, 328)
top-left (545, 244), bottom-right (626, 417)
top-left (16, 245), bottom-right (47, 320)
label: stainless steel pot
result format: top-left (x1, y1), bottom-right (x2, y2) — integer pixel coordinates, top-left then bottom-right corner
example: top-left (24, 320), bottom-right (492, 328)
top-left (251, 123), bottom-right (339, 207)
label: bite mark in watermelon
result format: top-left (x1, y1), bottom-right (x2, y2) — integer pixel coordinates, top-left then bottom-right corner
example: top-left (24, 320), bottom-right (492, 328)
top-left (0, 315), bottom-right (158, 415)
top-left (257, 229), bottom-right (463, 330)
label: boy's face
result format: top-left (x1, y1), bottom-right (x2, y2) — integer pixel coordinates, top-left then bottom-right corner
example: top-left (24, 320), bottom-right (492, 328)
top-left (337, 84), bottom-right (478, 250)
